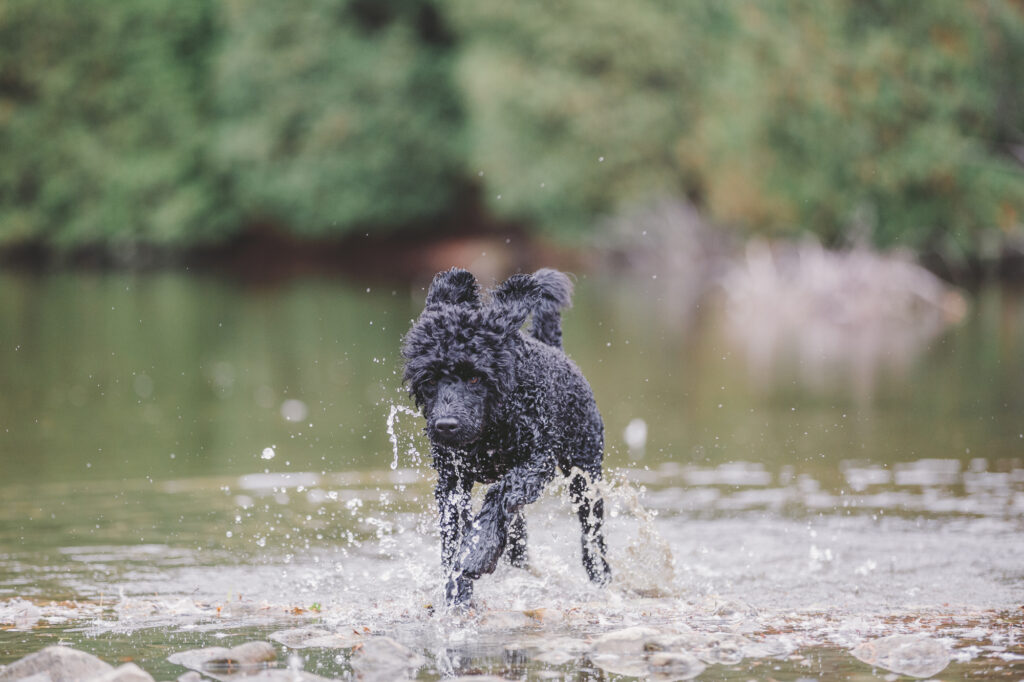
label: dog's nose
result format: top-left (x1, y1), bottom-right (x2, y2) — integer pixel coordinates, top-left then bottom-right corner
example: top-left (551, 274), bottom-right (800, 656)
top-left (434, 417), bottom-right (459, 433)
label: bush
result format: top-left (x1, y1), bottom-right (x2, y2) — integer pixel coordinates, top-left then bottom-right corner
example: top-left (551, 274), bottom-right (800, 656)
top-left (0, 0), bottom-right (232, 252)
top-left (212, 0), bottom-right (465, 236)
top-left (451, 0), bottom-right (1024, 260)
top-left (685, 1), bottom-right (1024, 260)
top-left (0, 1), bottom-right (1021, 262)
top-left (446, 0), bottom-right (731, 235)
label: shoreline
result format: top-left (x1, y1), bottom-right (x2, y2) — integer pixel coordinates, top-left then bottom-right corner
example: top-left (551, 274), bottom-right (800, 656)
top-left (2, 225), bottom-right (1023, 288)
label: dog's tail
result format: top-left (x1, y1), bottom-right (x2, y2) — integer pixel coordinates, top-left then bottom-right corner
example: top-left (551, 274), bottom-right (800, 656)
top-left (529, 268), bottom-right (574, 348)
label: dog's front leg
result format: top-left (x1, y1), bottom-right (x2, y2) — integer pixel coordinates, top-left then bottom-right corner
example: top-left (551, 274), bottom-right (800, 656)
top-left (435, 463), bottom-right (473, 605)
top-left (458, 457), bottom-right (554, 581)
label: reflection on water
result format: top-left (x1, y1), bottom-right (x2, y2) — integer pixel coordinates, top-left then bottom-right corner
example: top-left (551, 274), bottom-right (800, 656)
top-left (1, 272), bottom-right (1022, 483)
top-left (719, 241), bottom-right (969, 401)
top-left (0, 272), bottom-right (1023, 678)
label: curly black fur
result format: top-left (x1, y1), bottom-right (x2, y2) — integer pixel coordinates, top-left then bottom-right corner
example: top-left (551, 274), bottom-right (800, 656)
top-left (402, 268), bottom-right (611, 606)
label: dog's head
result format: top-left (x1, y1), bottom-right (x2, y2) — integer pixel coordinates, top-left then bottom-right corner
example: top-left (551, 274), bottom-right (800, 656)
top-left (401, 268), bottom-right (541, 447)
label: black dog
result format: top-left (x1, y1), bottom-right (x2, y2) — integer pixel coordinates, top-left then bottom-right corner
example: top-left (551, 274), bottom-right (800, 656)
top-left (402, 268), bottom-right (611, 606)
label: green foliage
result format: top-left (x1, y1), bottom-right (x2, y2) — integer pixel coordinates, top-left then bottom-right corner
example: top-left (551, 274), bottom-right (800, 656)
top-left (212, 0), bottom-right (465, 235)
top-left (0, 0), bottom-right (464, 253)
top-left (0, 0), bottom-right (231, 251)
top-left (451, 0), bottom-right (1024, 257)
top-left (0, 0), bottom-right (1021, 260)
top-left (446, 0), bottom-right (735, 233)
top-left (686, 1), bottom-right (1024, 256)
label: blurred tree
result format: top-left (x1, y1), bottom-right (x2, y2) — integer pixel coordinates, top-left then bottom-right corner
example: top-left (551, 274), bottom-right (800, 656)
top-left (685, 0), bottom-right (1024, 262)
top-left (0, 0), bottom-right (1022, 264)
top-left (212, 0), bottom-right (465, 236)
top-left (0, 0), bottom-right (232, 255)
top-left (446, 0), bottom-right (732, 235)
top-left (450, 0), bottom-right (1024, 262)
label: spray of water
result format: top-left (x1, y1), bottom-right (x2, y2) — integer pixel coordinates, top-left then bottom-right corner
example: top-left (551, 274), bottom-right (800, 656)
top-left (550, 468), bottom-right (679, 599)
top-left (4, 460), bottom-right (1018, 679)
top-left (386, 403), bottom-right (422, 470)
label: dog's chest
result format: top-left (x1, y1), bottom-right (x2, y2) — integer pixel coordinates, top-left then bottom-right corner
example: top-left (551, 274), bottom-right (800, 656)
top-left (462, 437), bottom-right (523, 483)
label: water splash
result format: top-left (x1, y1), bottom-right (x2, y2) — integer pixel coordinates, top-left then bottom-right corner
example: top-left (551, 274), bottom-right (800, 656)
top-left (386, 403), bottom-right (422, 470)
top-left (600, 472), bottom-right (678, 598)
top-left (2, 463), bottom-right (1023, 678)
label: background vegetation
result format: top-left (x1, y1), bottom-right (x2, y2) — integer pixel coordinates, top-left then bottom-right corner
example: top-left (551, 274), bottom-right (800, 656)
top-left (1, 0), bottom-right (1022, 264)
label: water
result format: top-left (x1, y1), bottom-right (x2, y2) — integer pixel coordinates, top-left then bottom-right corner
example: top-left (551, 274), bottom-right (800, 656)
top-left (0, 272), bottom-right (1022, 679)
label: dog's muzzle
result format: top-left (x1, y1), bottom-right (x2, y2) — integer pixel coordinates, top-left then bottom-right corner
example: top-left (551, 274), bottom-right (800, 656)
top-left (429, 407), bottom-right (485, 445)
top-left (430, 415), bottom-right (472, 445)
top-left (434, 417), bottom-right (459, 434)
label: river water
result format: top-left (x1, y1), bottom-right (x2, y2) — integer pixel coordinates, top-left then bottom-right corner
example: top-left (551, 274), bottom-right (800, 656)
top-left (0, 272), bottom-right (1022, 680)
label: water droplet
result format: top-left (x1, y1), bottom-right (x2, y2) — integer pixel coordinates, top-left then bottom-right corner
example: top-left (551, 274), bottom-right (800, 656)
top-left (386, 403), bottom-right (420, 470)
top-left (281, 399), bottom-right (308, 422)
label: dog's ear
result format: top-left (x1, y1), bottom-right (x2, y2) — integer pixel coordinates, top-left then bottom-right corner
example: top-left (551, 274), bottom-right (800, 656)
top-left (425, 268), bottom-right (480, 308)
top-left (489, 273), bottom-right (541, 334)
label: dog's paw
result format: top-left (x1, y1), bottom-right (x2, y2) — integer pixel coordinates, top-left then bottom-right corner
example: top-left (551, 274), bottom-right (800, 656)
top-left (505, 542), bottom-right (529, 570)
top-left (445, 575), bottom-right (474, 609)
top-left (459, 544), bottom-right (503, 580)
top-left (585, 557), bottom-right (613, 587)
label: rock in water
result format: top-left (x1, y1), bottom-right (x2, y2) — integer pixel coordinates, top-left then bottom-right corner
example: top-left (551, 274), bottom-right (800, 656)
top-left (204, 641), bottom-right (276, 670)
top-left (479, 610), bottom-right (533, 629)
top-left (168, 641), bottom-right (275, 674)
top-left (589, 626), bottom-right (663, 678)
top-left (506, 635), bottom-right (589, 666)
top-left (590, 626), bottom-right (662, 655)
top-left (350, 637), bottom-right (426, 680)
top-left (647, 651), bottom-right (706, 680)
top-left (203, 673), bottom-right (334, 682)
top-left (91, 663), bottom-right (156, 682)
top-left (270, 627), bottom-right (363, 649)
top-left (851, 634), bottom-right (950, 678)
top-left (590, 654), bottom-right (649, 678)
top-left (0, 645), bottom-right (114, 682)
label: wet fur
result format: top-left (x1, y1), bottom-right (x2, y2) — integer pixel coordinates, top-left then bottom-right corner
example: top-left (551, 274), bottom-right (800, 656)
top-left (402, 268), bottom-right (611, 606)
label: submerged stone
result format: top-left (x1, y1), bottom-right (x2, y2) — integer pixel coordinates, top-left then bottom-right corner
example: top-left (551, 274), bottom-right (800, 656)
top-left (479, 610), bottom-right (533, 629)
top-left (507, 634), bottom-right (589, 666)
top-left (647, 651), bottom-right (706, 680)
top-left (349, 636), bottom-right (426, 680)
top-left (270, 627), bottom-right (363, 650)
top-left (168, 646), bottom-right (234, 671)
top-left (588, 626), bottom-right (709, 679)
top-left (644, 631), bottom-right (775, 666)
top-left (0, 645), bottom-right (114, 682)
top-left (91, 663), bottom-right (155, 682)
top-left (589, 626), bottom-right (662, 655)
top-left (167, 641), bottom-right (275, 674)
top-left (202, 672), bottom-right (334, 682)
top-left (585, 627), bottom-right (710, 680)
top-left (695, 632), bottom-right (747, 665)
top-left (532, 649), bottom-right (577, 665)
top-left (205, 641), bottom-right (277, 670)
top-left (590, 653), bottom-right (649, 678)
top-left (851, 634), bottom-right (951, 679)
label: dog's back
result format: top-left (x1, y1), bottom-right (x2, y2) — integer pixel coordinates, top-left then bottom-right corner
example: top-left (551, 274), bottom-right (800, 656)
top-left (528, 268), bottom-right (573, 348)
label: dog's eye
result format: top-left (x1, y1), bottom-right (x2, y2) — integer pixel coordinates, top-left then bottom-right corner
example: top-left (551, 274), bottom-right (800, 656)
top-left (469, 376), bottom-right (479, 384)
